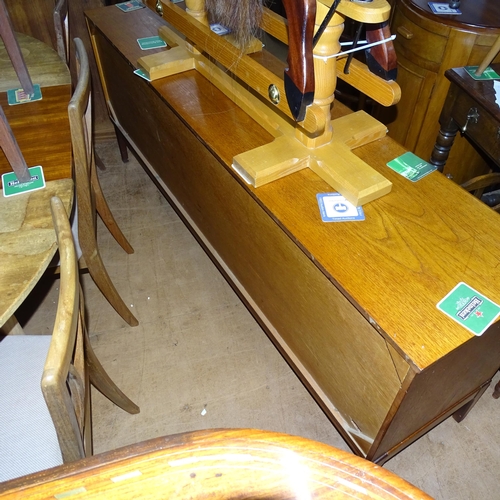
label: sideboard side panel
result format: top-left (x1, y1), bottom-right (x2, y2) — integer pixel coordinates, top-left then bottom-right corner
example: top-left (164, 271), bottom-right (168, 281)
top-left (373, 321), bottom-right (500, 461)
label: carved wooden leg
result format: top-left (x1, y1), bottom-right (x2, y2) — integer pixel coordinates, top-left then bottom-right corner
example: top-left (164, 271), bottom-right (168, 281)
top-left (430, 116), bottom-right (460, 173)
top-left (430, 83), bottom-right (462, 173)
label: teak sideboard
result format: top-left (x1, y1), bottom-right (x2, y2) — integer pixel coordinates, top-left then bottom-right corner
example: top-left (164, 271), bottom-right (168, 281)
top-left (85, 6), bottom-right (500, 464)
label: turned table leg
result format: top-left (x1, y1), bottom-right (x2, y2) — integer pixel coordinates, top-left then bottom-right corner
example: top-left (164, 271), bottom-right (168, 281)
top-left (430, 82), bottom-right (463, 174)
top-left (430, 115), bottom-right (460, 173)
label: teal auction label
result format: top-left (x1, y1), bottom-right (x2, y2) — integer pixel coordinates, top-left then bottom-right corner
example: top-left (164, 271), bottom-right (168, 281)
top-left (437, 282), bottom-right (500, 336)
top-left (2, 165), bottom-right (46, 197)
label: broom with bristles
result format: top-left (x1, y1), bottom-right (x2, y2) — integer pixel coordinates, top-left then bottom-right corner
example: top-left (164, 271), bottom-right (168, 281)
top-left (205, 0), bottom-right (263, 48)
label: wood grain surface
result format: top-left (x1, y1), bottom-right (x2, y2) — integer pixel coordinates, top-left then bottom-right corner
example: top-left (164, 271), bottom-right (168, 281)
top-left (87, 5), bottom-right (500, 370)
top-left (408, 0), bottom-right (500, 29)
top-left (0, 429), bottom-right (432, 499)
top-left (0, 85), bottom-right (72, 184)
top-left (0, 178), bottom-right (73, 327)
top-left (0, 32), bottom-right (70, 92)
top-left (0, 33), bottom-right (72, 184)
top-left (86, 5), bottom-right (500, 462)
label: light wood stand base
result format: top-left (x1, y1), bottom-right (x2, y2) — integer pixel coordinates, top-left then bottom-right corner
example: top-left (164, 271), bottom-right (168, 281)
top-left (136, 4), bottom-right (393, 206)
top-left (233, 112), bottom-right (391, 206)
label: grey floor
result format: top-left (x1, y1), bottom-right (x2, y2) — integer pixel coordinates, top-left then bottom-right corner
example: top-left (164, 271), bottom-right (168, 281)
top-left (20, 140), bottom-right (500, 499)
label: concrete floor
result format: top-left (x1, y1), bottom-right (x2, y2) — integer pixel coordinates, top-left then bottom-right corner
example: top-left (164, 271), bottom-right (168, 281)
top-left (20, 140), bottom-right (500, 499)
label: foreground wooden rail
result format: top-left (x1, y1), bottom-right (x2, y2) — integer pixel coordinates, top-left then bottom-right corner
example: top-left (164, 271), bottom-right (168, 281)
top-left (0, 429), bottom-right (432, 499)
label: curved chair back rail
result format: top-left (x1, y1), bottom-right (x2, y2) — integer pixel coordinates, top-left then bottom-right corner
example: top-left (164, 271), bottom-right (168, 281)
top-left (0, 428), bottom-right (431, 499)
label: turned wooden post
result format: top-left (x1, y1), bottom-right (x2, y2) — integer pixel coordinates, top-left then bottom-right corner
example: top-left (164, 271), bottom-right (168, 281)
top-left (184, 0), bottom-right (208, 26)
top-left (296, 2), bottom-right (344, 148)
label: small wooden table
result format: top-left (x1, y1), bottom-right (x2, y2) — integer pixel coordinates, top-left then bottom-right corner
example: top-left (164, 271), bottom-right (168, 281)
top-left (430, 64), bottom-right (500, 172)
top-left (0, 33), bottom-right (72, 185)
top-left (388, 0), bottom-right (500, 183)
top-left (0, 178), bottom-right (73, 328)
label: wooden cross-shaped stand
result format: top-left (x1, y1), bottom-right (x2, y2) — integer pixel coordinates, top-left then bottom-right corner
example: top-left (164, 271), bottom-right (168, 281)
top-left (139, 0), bottom-right (400, 206)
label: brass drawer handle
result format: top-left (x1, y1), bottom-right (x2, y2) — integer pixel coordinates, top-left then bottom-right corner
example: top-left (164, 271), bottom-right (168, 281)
top-left (397, 26), bottom-right (413, 40)
top-left (461, 107), bottom-right (480, 134)
top-left (155, 0), bottom-right (163, 16)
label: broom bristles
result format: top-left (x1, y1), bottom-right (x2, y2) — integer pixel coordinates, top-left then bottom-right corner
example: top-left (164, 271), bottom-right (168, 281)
top-left (205, 0), bottom-right (263, 48)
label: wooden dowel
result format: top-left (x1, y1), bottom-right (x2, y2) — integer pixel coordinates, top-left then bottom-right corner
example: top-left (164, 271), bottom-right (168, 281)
top-left (475, 35), bottom-right (500, 76)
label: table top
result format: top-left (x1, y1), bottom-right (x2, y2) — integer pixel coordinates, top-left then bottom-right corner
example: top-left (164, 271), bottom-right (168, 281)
top-left (0, 33), bottom-right (71, 93)
top-left (0, 178), bottom-right (73, 328)
top-left (445, 63), bottom-right (500, 123)
top-left (0, 428), bottom-right (432, 498)
top-left (0, 33), bottom-right (72, 185)
top-left (86, 6), bottom-right (500, 371)
top-left (407, 0), bottom-right (500, 30)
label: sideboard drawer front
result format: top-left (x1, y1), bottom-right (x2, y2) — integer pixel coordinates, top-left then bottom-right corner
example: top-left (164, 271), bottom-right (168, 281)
top-left (464, 116), bottom-right (500, 165)
top-left (451, 93), bottom-right (500, 164)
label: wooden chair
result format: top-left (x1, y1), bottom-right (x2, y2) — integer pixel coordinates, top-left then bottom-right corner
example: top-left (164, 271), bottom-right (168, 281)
top-left (0, 196), bottom-right (139, 483)
top-left (69, 37), bottom-right (138, 326)
top-left (461, 173), bottom-right (500, 212)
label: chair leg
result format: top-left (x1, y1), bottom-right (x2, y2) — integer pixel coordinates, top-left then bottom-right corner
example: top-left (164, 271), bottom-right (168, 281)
top-left (114, 124), bottom-right (129, 163)
top-left (0, 315), bottom-right (24, 335)
top-left (493, 380), bottom-right (500, 399)
top-left (85, 248), bottom-right (138, 326)
top-left (84, 331), bottom-right (139, 414)
top-left (95, 151), bottom-right (106, 171)
top-left (91, 158), bottom-right (134, 255)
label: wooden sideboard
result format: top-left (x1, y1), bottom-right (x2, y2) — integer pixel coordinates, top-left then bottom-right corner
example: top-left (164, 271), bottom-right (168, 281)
top-left (385, 0), bottom-right (500, 184)
top-left (86, 5), bottom-right (500, 465)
